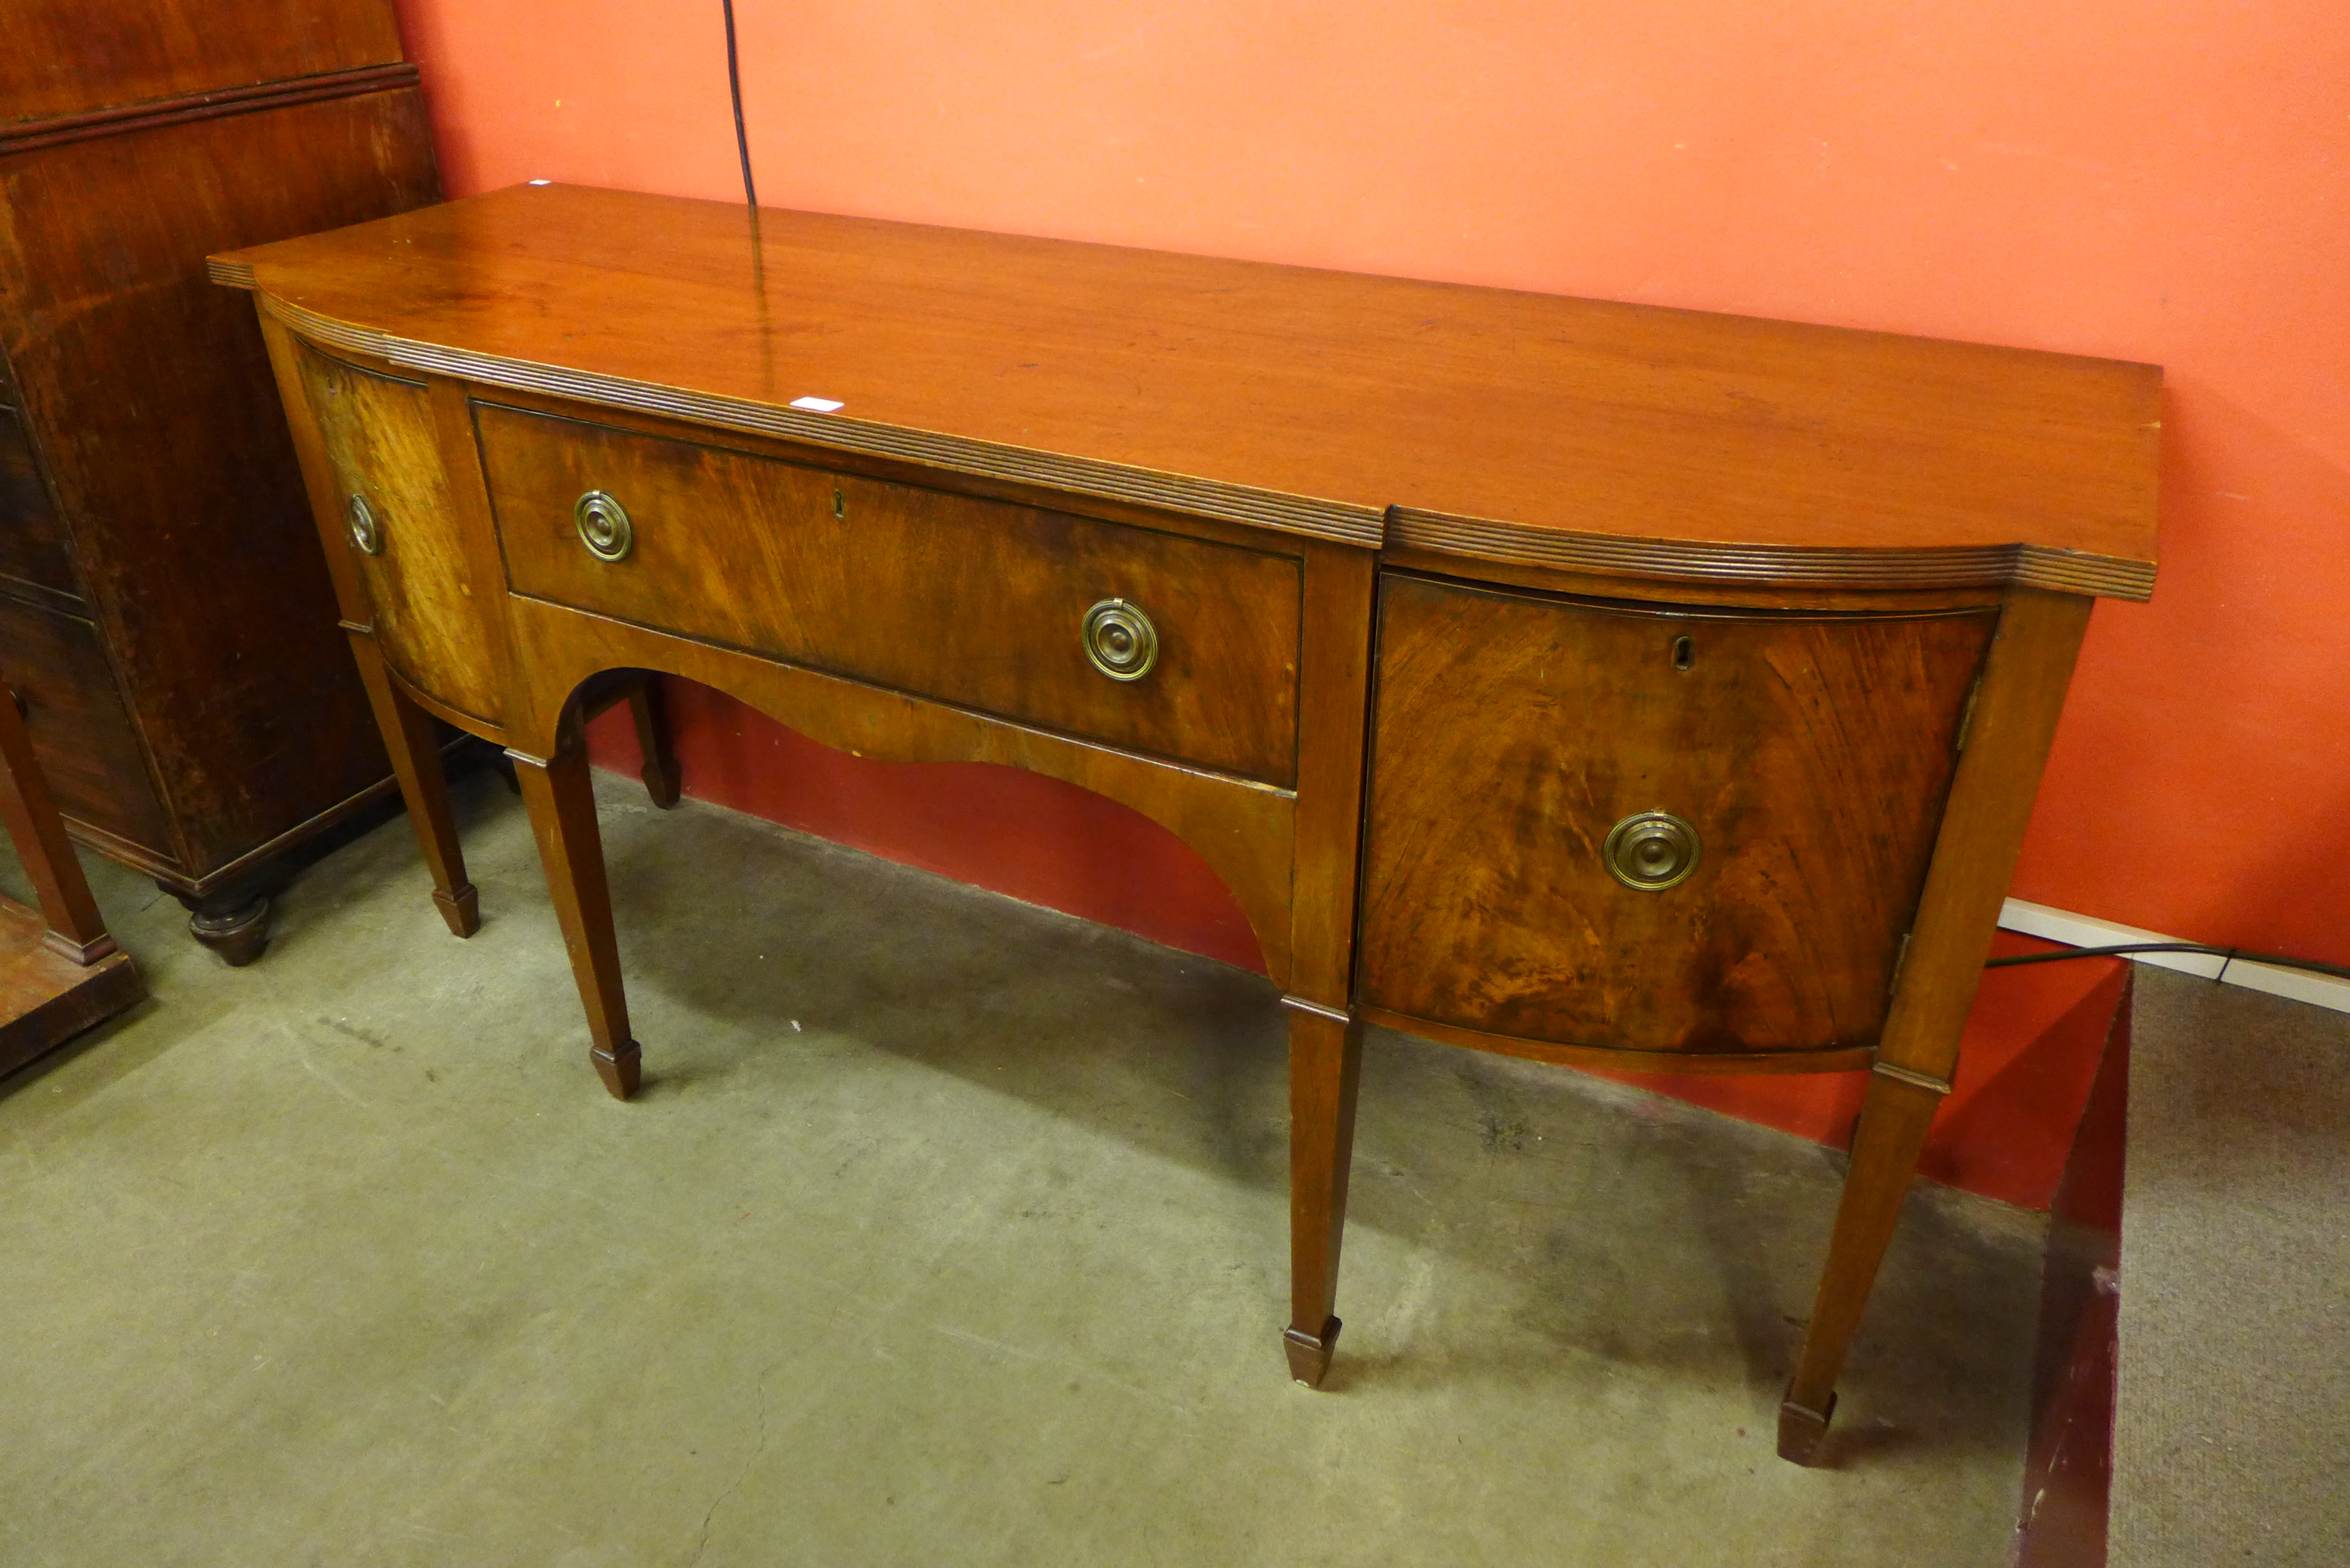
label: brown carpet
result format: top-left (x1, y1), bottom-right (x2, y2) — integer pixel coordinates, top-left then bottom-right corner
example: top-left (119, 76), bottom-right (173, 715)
top-left (2112, 967), bottom-right (2350, 1566)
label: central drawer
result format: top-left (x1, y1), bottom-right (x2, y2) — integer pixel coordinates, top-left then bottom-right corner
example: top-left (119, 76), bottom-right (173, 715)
top-left (477, 404), bottom-right (1303, 786)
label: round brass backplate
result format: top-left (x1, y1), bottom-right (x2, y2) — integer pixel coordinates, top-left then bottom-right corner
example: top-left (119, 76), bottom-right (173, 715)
top-left (345, 493), bottom-right (383, 556)
top-left (1082, 598), bottom-right (1159, 682)
top-left (574, 490), bottom-right (634, 562)
top-left (1603, 810), bottom-right (1700, 891)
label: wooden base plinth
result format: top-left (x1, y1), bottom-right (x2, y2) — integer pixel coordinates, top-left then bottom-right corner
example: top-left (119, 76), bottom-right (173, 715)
top-left (433, 884), bottom-right (480, 938)
top-left (1777, 1390), bottom-right (1838, 1465)
top-left (592, 1039), bottom-right (642, 1099)
top-left (0, 897), bottom-right (144, 1080)
top-left (1285, 1317), bottom-right (1342, 1387)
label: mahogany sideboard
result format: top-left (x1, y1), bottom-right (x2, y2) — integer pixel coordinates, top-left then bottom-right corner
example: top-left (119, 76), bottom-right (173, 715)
top-left (215, 184), bottom-right (2160, 1465)
top-left (0, 0), bottom-right (439, 963)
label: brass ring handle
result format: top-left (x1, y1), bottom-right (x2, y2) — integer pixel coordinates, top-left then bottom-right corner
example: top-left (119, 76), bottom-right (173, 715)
top-left (1082, 598), bottom-right (1158, 681)
top-left (574, 490), bottom-right (634, 562)
top-left (345, 493), bottom-right (383, 556)
top-left (1603, 811), bottom-right (1700, 891)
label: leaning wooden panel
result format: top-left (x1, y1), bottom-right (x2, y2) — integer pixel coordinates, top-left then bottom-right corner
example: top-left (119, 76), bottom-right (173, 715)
top-left (1359, 572), bottom-right (1996, 1053)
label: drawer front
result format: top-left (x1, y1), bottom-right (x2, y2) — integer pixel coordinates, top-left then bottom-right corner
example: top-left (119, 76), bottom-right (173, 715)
top-left (297, 343), bottom-right (501, 724)
top-left (0, 402), bottom-right (82, 601)
top-left (1360, 572), bottom-right (1996, 1055)
top-left (480, 404), bottom-right (1302, 785)
top-left (0, 592), bottom-right (173, 859)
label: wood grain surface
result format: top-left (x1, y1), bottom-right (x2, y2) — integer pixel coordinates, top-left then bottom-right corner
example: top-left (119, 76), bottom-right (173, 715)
top-left (0, 86), bottom-right (439, 880)
top-left (296, 343), bottom-right (502, 724)
top-left (216, 184), bottom-right (2161, 597)
top-left (0, 648), bottom-right (143, 1075)
top-left (0, 595), bottom-right (173, 859)
top-left (0, 401), bottom-right (77, 600)
top-left (1358, 572), bottom-right (1996, 1054)
top-left (0, 897), bottom-right (143, 1081)
top-left (500, 594), bottom-right (1301, 990)
top-left (222, 186), bottom-right (2151, 1455)
top-left (0, 0), bottom-right (401, 126)
top-left (480, 403), bottom-right (1304, 786)
top-left (0, 650), bottom-right (116, 963)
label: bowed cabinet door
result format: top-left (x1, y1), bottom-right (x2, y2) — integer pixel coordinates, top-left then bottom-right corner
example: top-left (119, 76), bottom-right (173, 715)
top-left (1357, 571), bottom-right (1998, 1058)
top-left (293, 341), bottom-right (502, 730)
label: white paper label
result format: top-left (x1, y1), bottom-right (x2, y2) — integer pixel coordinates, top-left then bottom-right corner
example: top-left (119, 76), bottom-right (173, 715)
top-left (789, 396), bottom-right (845, 413)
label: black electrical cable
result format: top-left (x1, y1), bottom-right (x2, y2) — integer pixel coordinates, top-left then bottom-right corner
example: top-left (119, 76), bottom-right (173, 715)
top-left (1985, 941), bottom-right (2350, 984)
top-left (721, 0), bottom-right (758, 210)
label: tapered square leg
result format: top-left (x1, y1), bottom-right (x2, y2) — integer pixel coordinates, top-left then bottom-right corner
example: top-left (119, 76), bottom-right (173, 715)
top-left (1777, 1392), bottom-right (1837, 1465)
top-left (350, 635), bottom-right (479, 938)
top-left (1779, 1070), bottom-right (1944, 1463)
top-left (510, 744), bottom-right (640, 1099)
top-left (1286, 1006), bottom-right (1364, 1386)
top-left (627, 675), bottom-right (681, 810)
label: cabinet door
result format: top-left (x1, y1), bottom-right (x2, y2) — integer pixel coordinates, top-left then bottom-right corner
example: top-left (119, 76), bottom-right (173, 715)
top-left (1359, 572), bottom-right (1997, 1056)
top-left (297, 342), bottom-right (499, 726)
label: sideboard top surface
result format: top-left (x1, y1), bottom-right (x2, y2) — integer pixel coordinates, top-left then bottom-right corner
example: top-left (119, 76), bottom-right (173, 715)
top-left (216, 184), bottom-right (2161, 598)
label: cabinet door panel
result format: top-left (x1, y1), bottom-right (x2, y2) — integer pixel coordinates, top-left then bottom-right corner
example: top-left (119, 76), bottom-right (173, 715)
top-left (296, 343), bottom-right (499, 724)
top-left (1360, 572), bottom-right (1995, 1054)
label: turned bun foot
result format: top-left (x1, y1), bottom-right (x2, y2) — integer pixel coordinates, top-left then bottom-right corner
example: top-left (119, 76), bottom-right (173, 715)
top-left (433, 884), bottom-right (481, 938)
top-left (187, 895), bottom-right (271, 967)
top-left (1777, 1391), bottom-right (1837, 1465)
top-left (591, 1040), bottom-right (642, 1099)
top-left (1285, 1317), bottom-right (1342, 1387)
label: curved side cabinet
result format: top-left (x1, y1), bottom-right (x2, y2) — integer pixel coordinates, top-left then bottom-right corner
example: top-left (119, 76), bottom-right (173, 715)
top-left (1357, 571), bottom-right (1998, 1056)
top-left (294, 340), bottom-right (502, 728)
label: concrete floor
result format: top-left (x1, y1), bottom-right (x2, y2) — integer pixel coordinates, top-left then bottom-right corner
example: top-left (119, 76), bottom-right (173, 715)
top-left (0, 771), bottom-right (2046, 1566)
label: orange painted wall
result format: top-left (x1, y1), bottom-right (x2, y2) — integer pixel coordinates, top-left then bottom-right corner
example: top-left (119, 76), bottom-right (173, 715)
top-left (388, 1), bottom-right (2347, 1197)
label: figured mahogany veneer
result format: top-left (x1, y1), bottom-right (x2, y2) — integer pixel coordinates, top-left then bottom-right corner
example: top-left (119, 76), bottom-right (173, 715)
top-left (1360, 573), bottom-right (1997, 1055)
top-left (477, 403), bottom-right (1304, 786)
top-left (217, 183), bottom-right (2159, 1468)
top-left (294, 342), bottom-right (500, 726)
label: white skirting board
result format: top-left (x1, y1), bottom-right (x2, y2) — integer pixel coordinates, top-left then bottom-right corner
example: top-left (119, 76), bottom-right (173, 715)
top-left (1999, 898), bottom-right (2350, 1017)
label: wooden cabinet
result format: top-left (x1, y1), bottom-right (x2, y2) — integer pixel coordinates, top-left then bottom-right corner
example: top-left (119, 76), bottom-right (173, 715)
top-left (0, 4), bottom-right (439, 961)
top-left (218, 185), bottom-right (2159, 1465)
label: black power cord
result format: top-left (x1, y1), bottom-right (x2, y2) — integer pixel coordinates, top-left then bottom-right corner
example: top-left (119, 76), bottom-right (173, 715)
top-left (721, 0), bottom-right (758, 210)
top-left (1986, 941), bottom-right (2350, 985)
